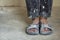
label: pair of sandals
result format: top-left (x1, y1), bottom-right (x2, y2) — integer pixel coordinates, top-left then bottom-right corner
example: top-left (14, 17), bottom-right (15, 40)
top-left (26, 23), bottom-right (53, 35)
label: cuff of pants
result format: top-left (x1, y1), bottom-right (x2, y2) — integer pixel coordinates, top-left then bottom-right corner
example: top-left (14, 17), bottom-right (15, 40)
top-left (39, 11), bottom-right (51, 18)
top-left (28, 11), bottom-right (51, 19)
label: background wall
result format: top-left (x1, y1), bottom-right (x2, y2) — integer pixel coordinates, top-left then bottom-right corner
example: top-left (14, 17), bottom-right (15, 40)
top-left (0, 0), bottom-right (60, 7)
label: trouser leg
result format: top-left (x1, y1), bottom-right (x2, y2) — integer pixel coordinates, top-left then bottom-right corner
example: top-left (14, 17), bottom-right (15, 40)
top-left (25, 0), bottom-right (40, 19)
top-left (40, 0), bottom-right (53, 18)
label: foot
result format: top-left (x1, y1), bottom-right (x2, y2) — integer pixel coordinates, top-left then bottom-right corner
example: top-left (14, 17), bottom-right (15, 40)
top-left (40, 24), bottom-right (53, 35)
top-left (26, 24), bottom-right (39, 35)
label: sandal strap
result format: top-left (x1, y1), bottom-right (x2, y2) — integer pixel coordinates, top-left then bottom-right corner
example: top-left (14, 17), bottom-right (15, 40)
top-left (41, 24), bottom-right (53, 30)
top-left (27, 24), bottom-right (39, 29)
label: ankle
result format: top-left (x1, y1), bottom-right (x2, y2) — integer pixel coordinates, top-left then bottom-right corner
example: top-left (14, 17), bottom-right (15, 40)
top-left (32, 17), bottom-right (39, 24)
top-left (40, 17), bottom-right (48, 24)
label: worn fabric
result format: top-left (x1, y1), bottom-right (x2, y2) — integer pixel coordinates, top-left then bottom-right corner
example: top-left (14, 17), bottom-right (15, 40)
top-left (26, 0), bottom-right (53, 19)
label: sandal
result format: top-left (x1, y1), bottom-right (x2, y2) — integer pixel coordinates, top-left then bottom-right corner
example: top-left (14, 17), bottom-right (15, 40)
top-left (40, 24), bottom-right (53, 35)
top-left (26, 24), bottom-right (39, 35)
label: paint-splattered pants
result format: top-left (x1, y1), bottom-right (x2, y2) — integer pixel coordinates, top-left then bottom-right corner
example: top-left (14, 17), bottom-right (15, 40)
top-left (26, 0), bottom-right (53, 19)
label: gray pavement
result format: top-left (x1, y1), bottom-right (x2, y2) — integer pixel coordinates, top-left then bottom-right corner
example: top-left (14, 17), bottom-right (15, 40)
top-left (0, 7), bottom-right (60, 40)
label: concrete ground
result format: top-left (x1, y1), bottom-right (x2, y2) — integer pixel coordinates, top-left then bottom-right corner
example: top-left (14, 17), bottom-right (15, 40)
top-left (0, 6), bottom-right (60, 40)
